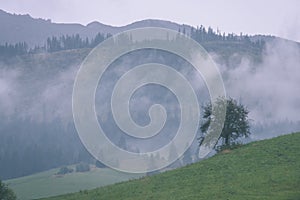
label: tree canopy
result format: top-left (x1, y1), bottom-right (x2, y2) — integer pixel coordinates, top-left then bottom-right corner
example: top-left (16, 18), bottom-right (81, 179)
top-left (0, 180), bottom-right (16, 200)
top-left (200, 98), bottom-right (251, 149)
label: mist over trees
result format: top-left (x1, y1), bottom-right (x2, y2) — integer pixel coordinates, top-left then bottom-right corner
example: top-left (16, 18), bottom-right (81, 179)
top-left (0, 22), bottom-right (299, 180)
top-left (0, 42), bottom-right (28, 58)
top-left (0, 32), bottom-right (112, 58)
top-left (0, 119), bottom-right (95, 179)
top-left (46, 33), bottom-right (112, 52)
top-left (0, 25), bottom-right (265, 59)
top-left (189, 25), bottom-right (265, 48)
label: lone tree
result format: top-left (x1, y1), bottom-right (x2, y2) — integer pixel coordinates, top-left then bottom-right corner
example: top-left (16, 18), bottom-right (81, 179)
top-left (200, 97), bottom-right (250, 150)
top-left (0, 180), bottom-right (16, 200)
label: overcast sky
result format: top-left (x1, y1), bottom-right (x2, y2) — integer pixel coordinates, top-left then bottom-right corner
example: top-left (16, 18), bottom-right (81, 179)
top-left (1, 0), bottom-right (300, 42)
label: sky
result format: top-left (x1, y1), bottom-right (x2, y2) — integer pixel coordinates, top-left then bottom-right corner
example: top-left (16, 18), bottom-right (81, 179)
top-left (0, 0), bottom-right (300, 42)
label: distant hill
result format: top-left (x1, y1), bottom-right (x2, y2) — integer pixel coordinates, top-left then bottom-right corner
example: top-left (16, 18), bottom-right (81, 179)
top-left (0, 9), bottom-right (191, 47)
top-left (40, 132), bottom-right (300, 200)
top-left (2, 9), bottom-right (299, 49)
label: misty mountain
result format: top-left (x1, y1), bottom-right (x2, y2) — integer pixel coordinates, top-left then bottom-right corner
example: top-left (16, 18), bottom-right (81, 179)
top-left (1, 37), bottom-right (299, 180)
top-left (0, 9), bottom-right (300, 180)
top-left (0, 9), bottom-right (191, 47)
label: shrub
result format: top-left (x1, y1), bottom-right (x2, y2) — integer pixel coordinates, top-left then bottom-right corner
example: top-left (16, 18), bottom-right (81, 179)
top-left (56, 166), bottom-right (74, 175)
top-left (0, 180), bottom-right (17, 200)
top-left (75, 163), bottom-right (90, 172)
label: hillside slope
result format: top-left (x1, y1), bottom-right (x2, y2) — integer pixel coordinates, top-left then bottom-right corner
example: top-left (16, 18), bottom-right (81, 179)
top-left (42, 132), bottom-right (300, 200)
top-left (5, 167), bottom-right (143, 200)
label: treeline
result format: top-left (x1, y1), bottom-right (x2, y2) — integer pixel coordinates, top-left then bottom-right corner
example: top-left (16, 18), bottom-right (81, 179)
top-left (0, 116), bottom-right (195, 179)
top-left (0, 118), bottom-right (95, 180)
top-left (187, 26), bottom-right (265, 48)
top-left (0, 42), bottom-right (28, 57)
top-left (0, 26), bottom-right (266, 58)
top-left (0, 32), bottom-right (112, 58)
top-left (45, 33), bottom-right (112, 52)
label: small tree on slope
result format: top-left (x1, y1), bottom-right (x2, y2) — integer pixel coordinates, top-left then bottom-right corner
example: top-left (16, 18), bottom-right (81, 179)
top-left (200, 97), bottom-right (251, 150)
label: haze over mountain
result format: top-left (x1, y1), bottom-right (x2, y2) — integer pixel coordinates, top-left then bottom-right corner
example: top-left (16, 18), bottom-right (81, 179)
top-left (0, 9), bottom-right (192, 47)
top-left (0, 9), bottom-right (299, 181)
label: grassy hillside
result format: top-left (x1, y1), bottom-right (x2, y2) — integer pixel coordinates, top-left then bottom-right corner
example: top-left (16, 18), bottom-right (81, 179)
top-left (5, 167), bottom-right (143, 200)
top-left (41, 132), bottom-right (300, 200)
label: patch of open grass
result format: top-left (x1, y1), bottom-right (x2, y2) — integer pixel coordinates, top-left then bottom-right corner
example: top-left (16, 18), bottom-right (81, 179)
top-left (41, 132), bottom-right (300, 200)
top-left (5, 167), bottom-right (143, 200)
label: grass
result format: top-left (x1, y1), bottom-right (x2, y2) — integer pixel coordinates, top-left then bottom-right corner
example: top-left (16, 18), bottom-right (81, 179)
top-left (40, 132), bottom-right (300, 200)
top-left (5, 166), bottom-right (144, 200)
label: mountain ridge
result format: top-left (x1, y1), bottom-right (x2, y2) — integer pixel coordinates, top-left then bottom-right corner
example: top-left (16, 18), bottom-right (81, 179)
top-left (0, 9), bottom-right (191, 47)
top-left (2, 9), bottom-right (299, 49)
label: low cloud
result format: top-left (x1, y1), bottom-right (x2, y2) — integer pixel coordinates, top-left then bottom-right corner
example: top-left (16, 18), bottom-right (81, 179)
top-left (222, 39), bottom-right (300, 123)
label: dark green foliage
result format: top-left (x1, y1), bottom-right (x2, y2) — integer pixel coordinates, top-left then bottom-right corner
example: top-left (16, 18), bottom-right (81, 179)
top-left (0, 42), bottom-right (28, 58)
top-left (95, 161), bottom-right (106, 168)
top-left (0, 32), bottom-right (112, 57)
top-left (190, 25), bottom-right (265, 49)
top-left (200, 98), bottom-right (251, 149)
top-left (0, 117), bottom-right (94, 180)
top-left (0, 180), bottom-right (16, 200)
top-left (46, 33), bottom-right (112, 52)
top-left (215, 142), bottom-right (243, 152)
top-left (0, 25), bottom-right (265, 58)
top-left (190, 26), bottom-right (265, 65)
top-left (56, 166), bottom-right (74, 175)
top-left (90, 33), bottom-right (112, 47)
top-left (75, 163), bottom-right (90, 173)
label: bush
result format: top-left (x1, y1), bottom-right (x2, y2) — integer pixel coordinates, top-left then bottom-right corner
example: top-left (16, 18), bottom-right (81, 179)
top-left (75, 163), bottom-right (90, 172)
top-left (0, 180), bottom-right (17, 200)
top-left (216, 142), bottom-right (243, 152)
top-left (56, 166), bottom-right (74, 175)
top-left (95, 160), bottom-right (106, 168)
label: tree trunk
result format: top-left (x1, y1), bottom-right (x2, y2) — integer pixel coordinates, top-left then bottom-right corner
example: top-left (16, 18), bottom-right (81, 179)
top-left (225, 134), bottom-right (230, 146)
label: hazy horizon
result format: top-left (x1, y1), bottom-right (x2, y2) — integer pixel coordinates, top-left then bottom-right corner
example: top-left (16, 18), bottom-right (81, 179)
top-left (1, 0), bottom-right (299, 42)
